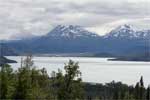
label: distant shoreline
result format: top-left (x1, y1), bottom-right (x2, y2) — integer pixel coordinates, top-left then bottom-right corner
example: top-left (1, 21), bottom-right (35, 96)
top-left (5, 51), bottom-right (150, 62)
top-left (109, 57), bottom-right (150, 62)
top-left (0, 56), bottom-right (17, 65)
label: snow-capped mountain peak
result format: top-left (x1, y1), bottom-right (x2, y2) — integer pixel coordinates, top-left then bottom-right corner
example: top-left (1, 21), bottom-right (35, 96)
top-left (47, 25), bottom-right (99, 38)
top-left (104, 24), bottom-right (138, 38)
top-left (104, 24), bottom-right (150, 39)
top-left (118, 24), bottom-right (131, 29)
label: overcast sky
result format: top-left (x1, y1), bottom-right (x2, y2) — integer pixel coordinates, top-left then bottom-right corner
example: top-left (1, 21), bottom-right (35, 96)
top-left (0, 0), bottom-right (150, 40)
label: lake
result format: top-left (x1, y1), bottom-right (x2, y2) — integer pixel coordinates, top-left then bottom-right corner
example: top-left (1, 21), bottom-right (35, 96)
top-left (7, 56), bottom-right (150, 86)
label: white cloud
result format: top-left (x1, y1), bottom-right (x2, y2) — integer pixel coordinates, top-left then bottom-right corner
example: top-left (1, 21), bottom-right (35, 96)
top-left (87, 18), bottom-right (150, 35)
top-left (0, 0), bottom-right (150, 39)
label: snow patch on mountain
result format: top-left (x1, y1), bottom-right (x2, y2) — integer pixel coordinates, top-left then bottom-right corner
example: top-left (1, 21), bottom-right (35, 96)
top-left (104, 24), bottom-right (150, 39)
top-left (47, 25), bottom-right (99, 38)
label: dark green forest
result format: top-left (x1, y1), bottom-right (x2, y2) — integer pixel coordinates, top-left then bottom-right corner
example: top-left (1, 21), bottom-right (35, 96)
top-left (0, 56), bottom-right (150, 100)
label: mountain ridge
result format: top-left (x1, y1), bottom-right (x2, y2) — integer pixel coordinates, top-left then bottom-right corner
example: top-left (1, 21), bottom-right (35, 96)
top-left (46, 25), bottom-right (99, 38)
top-left (4, 24), bottom-right (150, 60)
top-left (6, 24), bottom-right (150, 40)
top-left (105, 24), bottom-right (150, 39)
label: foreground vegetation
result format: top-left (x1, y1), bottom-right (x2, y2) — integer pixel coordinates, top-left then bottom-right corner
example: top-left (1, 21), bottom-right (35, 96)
top-left (0, 56), bottom-right (150, 100)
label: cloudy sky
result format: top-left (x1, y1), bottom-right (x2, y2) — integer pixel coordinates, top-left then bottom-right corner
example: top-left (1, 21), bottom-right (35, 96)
top-left (0, 0), bottom-right (150, 40)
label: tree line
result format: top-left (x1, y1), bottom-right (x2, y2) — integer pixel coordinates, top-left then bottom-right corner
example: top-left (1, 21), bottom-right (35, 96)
top-left (0, 56), bottom-right (150, 100)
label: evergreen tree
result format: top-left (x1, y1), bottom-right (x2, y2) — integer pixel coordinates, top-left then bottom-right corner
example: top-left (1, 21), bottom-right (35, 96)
top-left (1, 56), bottom-right (150, 100)
top-left (29, 68), bottom-right (51, 99)
top-left (14, 55), bottom-right (33, 99)
top-left (14, 66), bottom-right (32, 99)
top-left (146, 85), bottom-right (150, 100)
top-left (14, 56), bottom-right (52, 99)
top-left (0, 64), bottom-right (14, 99)
top-left (30, 68), bottom-right (41, 99)
top-left (140, 76), bottom-right (145, 100)
top-left (135, 82), bottom-right (140, 99)
top-left (140, 76), bottom-right (144, 87)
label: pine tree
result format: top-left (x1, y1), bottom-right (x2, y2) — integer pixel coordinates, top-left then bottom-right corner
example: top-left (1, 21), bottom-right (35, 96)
top-left (140, 76), bottom-right (145, 100)
top-left (135, 82), bottom-right (140, 99)
top-left (0, 64), bottom-right (14, 99)
top-left (146, 85), bottom-right (150, 100)
top-left (14, 66), bottom-right (32, 99)
top-left (14, 56), bottom-right (33, 99)
top-left (30, 68), bottom-right (41, 99)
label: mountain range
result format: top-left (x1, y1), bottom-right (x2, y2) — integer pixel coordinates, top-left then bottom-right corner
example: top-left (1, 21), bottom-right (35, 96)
top-left (3, 24), bottom-right (150, 58)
